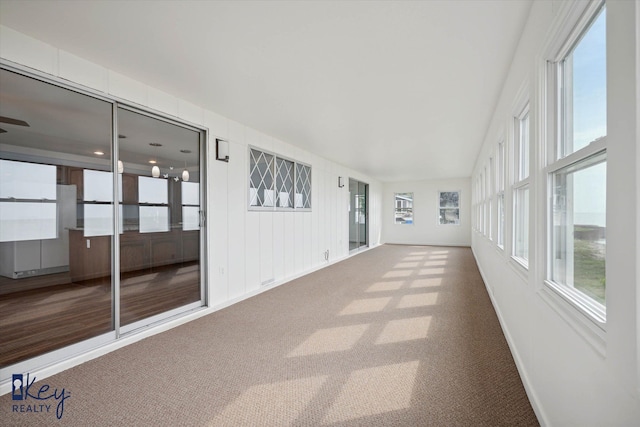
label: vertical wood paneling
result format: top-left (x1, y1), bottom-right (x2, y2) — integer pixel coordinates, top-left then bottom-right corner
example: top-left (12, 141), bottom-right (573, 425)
top-left (303, 212), bottom-right (312, 270)
top-left (227, 140), bottom-right (246, 300)
top-left (245, 212), bottom-right (260, 293)
top-left (259, 212), bottom-right (274, 284)
top-left (273, 212), bottom-right (285, 280)
top-left (284, 212), bottom-right (295, 278)
top-left (209, 134), bottom-right (229, 305)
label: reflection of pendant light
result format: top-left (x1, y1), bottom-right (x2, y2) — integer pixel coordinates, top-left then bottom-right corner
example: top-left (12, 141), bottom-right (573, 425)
top-left (180, 149), bottom-right (191, 182)
top-left (149, 143), bottom-right (162, 178)
top-left (117, 160), bottom-right (124, 174)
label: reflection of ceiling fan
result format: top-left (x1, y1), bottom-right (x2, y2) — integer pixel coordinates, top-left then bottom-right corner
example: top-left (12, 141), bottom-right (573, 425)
top-left (0, 115), bottom-right (30, 134)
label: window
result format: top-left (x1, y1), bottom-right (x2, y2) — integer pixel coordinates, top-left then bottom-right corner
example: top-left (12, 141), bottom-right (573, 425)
top-left (496, 141), bottom-right (506, 248)
top-left (439, 191), bottom-right (460, 225)
top-left (513, 104), bottom-right (530, 267)
top-left (394, 193), bottom-right (413, 224)
top-left (488, 159), bottom-right (493, 240)
top-left (249, 147), bottom-right (311, 211)
top-left (276, 158), bottom-right (294, 208)
top-left (0, 160), bottom-right (57, 242)
top-left (138, 176), bottom-right (169, 233)
top-left (181, 182), bottom-right (200, 231)
top-left (295, 162), bottom-right (311, 209)
top-left (546, 3), bottom-right (607, 320)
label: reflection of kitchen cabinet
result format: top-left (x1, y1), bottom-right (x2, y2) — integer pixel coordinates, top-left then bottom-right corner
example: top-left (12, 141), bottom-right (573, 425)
top-left (69, 168), bottom-right (84, 200)
top-left (69, 230), bottom-right (111, 282)
top-left (68, 229), bottom-right (200, 281)
top-left (122, 173), bottom-right (138, 204)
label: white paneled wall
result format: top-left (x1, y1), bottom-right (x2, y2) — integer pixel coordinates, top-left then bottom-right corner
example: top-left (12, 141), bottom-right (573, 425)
top-left (0, 24), bottom-right (382, 388)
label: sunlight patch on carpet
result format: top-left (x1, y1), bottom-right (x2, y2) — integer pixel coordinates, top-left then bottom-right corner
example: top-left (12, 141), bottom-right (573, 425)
top-left (366, 281), bottom-right (404, 292)
top-left (339, 297), bottom-right (392, 315)
top-left (419, 268), bottom-right (445, 276)
top-left (394, 262), bottom-right (419, 268)
top-left (288, 324), bottom-right (369, 357)
top-left (410, 277), bottom-right (442, 288)
top-left (375, 316), bottom-right (432, 344)
top-left (397, 292), bottom-right (439, 308)
top-left (383, 270), bottom-right (412, 278)
top-left (208, 375), bottom-right (327, 426)
top-left (322, 361), bottom-right (419, 423)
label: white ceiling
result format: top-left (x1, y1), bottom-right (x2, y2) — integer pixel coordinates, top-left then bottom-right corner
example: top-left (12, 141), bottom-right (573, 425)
top-left (0, 0), bottom-right (532, 182)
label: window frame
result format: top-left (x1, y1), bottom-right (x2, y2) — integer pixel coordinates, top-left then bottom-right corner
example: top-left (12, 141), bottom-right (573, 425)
top-left (496, 140), bottom-right (506, 250)
top-left (512, 102), bottom-right (531, 269)
top-left (542, 0), bottom-right (607, 327)
top-left (438, 190), bottom-right (461, 226)
top-left (393, 192), bottom-right (414, 225)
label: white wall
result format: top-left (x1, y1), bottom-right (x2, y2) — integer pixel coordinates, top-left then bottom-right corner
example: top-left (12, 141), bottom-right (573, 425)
top-left (0, 25), bottom-right (382, 387)
top-left (382, 179), bottom-right (471, 247)
top-left (471, 1), bottom-right (640, 425)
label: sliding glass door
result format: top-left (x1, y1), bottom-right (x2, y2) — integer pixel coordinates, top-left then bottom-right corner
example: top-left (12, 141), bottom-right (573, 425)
top-left (0, 69), bottom-right (115, 368)
top-left (117, 108), bottom-right (203, 331)
top-left (348, 178), bottom-right (368, 252)
top-left (0, 67), bottom-right (206, 374)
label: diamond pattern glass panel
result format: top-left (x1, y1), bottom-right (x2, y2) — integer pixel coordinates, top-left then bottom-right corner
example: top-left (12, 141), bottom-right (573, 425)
top-left (249, 149), bottom-right (274, 207)
top-left (296, 164), bottom-right (311, 209)
top-left (276, 158), bottom-right (294, 208)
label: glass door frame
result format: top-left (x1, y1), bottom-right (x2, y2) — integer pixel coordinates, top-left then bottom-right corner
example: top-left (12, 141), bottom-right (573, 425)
top-left (114, 104), bottom-right (208, 336)
top-left (0, 61), bottom-right (209, 380)
top-left (348, 178), bottom-right (369, 253)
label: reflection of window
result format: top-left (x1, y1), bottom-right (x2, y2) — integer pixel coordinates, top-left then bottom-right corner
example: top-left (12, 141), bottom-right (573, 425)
top-left (83, 169), bottom-right (122, 237)
top-left (0, 160), bottom-right (57, 242)
top-left (394, 193), bottom-right (413, 224)
top-left (138, 176), bottom-right (169, 233)
top-left (181, 182), bottom-right (199, 231)
top-left (546, 3), bottom-right (607, 320)
top-left (249, 147), bottom-right (311, 210)
top-left (439, 191), bottom-right (460, 225)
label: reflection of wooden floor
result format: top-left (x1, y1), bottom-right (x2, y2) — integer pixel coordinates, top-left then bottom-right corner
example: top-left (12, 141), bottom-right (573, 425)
top-left (0, 262), bottom-right (201, 368)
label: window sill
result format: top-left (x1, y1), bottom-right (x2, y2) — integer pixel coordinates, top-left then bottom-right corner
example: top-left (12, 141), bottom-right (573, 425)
top-left (538, 282), bottom-right (606, 357)
top-left (508, 255), bottom-right (529, 283)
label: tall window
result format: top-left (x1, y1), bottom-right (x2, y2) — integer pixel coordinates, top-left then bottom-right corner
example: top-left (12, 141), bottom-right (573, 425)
top-left (488, 158), bottom-right (494, 240)
top-left (496, 141), bottom-right (506, 248)
top-left (394, 193), bottom-right (414, 224)
top-left (547, 3), bottom-right (607, 320)
top-left (439, 191), bottom-right (460, 225)
top-left (513, 104), bottom-right (530, 266)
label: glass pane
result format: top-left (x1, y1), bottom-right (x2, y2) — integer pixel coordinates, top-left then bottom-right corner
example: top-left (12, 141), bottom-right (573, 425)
top-left (295, 163), bottom-right (311, 209)
top-left (551, 156), bottom-right (606, 305)
top-left (276, 158), bottom-right (294, 208)
top-left (519, 112), bottom-right (529, 180)
top-left (394, 192), bottom-right (413, 224)
top-left (358, 181), bottom-right (367, 248)
top-left (117, 107), bottom-right (202, 327)
top-left (497, 194), bottom-right (505, 247)
top-left (0, 201), bottom-right (57, 241)
top-left (440, 191), bottom-right (459, 208)
top-left (0, 68), bottom-right (113, 368)
top-left (439, 208), bottom-right (460, 225)
top-left (514, 186), bottom-right (529, 263)
top-left (249, 149), bottom-right (274, 207)
top-left (561, 6), bottom-right (606, 157)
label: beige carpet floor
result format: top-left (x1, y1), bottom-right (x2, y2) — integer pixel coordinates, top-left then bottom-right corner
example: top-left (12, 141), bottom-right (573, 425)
top-left (0, 244), bottom-right (538, 426)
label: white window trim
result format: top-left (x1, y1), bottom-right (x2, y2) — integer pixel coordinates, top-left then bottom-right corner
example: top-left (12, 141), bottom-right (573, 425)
top-left (511, 101), bottom-right (531, 270)
top-left (438, 190), bottom-right (461, 226)
top-left (539, 0), bottom-right (607, 330)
